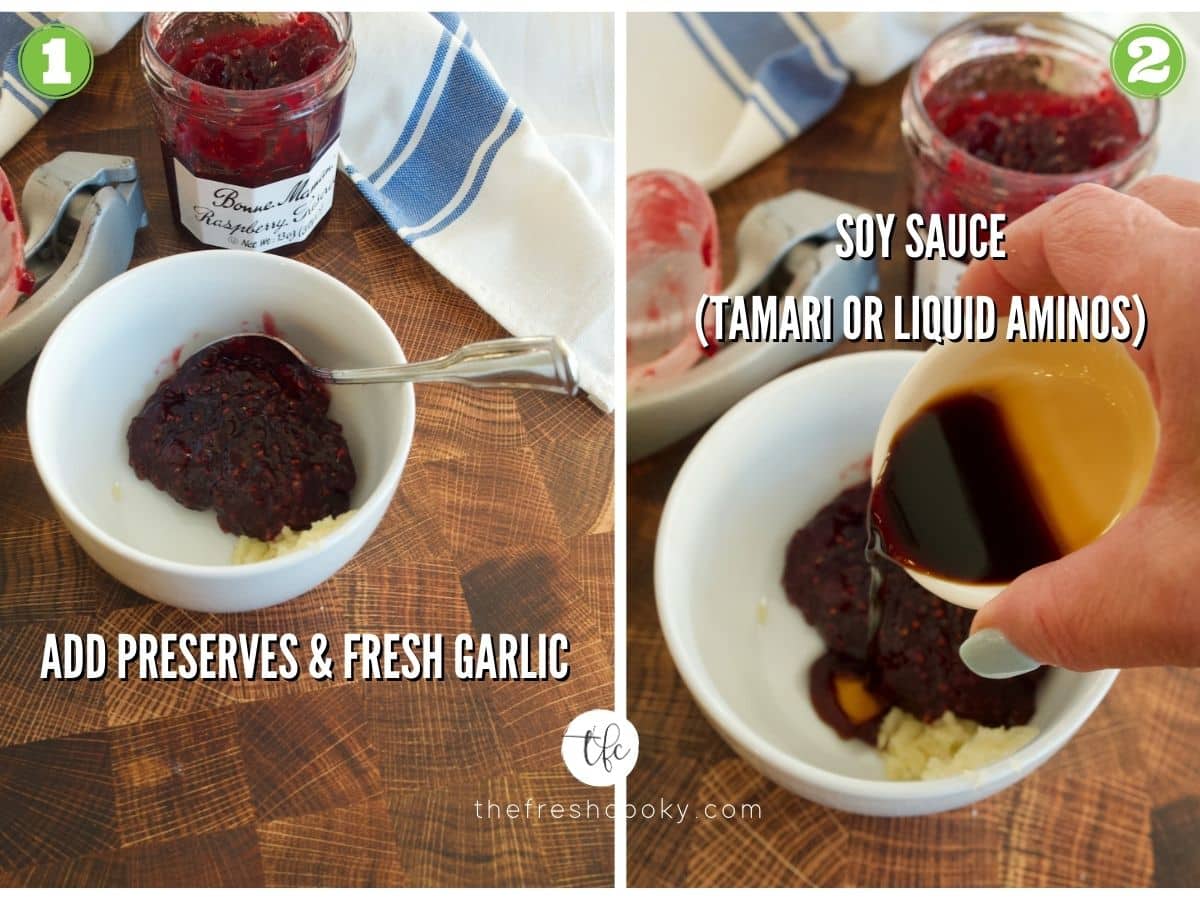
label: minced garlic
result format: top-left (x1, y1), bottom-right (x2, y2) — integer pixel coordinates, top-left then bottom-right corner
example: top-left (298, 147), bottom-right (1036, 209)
top-left (877, 708), bottom-right (1037, 781)
top-left (232, 510), bottom-right (355, 564)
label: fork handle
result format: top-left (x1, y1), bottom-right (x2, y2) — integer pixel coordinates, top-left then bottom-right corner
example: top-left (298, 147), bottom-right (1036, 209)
top-left (324, 336), bottom-right (580, 395)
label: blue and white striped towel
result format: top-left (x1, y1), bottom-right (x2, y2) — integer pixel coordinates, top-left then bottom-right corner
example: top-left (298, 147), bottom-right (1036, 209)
top-left (629, 11), bottom-right (1200, 193)
top-left (627, 12), bottom-right (964, 190)
top-left (340, 12), bottom-right (613, 406)
top-left (0, 12), bottom-right (615, 408)
top-left (0, 12), bottom-right (139, 152)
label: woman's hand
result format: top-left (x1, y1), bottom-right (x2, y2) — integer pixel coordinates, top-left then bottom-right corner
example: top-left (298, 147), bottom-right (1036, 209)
top-left (956, 177), bottom-right (1200, 677)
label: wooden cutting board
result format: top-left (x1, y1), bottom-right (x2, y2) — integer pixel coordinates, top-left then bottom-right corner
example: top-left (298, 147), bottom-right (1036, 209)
top-left (627, 70), bottom-right (1200, 888)
top-left (0, 29), bottom-right (614, 888)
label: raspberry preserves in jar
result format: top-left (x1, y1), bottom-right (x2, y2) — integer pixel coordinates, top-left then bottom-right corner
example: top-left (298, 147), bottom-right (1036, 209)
top-left (924, 68), bottom-right (1141, 179)
top-left (901, 16), bottom-right (1158, 292)
top-left (141, 13), bottom-right (355, 253)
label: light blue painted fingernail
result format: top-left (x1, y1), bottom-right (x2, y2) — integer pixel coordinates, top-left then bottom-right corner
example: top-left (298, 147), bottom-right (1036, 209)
top-left (959, 629), bottom-right (1040, 679)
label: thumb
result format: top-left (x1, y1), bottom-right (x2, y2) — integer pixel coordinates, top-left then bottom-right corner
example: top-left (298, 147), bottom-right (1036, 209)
top-left (960, 505), bottom-right (1200, 676)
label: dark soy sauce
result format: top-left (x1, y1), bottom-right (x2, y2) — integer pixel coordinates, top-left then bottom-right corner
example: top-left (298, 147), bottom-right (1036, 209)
top-left (864, 527), bottom-right (887, 650)
top-left (867, 391), bottom-right (1066, 591)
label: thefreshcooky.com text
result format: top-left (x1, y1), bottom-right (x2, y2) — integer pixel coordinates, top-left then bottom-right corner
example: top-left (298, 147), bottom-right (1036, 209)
top-left (473, 797), bottom-right (762, 825)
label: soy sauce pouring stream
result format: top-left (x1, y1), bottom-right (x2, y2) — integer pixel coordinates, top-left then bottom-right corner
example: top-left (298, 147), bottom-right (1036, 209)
top-left (200, 333), bottom-right (580, 396)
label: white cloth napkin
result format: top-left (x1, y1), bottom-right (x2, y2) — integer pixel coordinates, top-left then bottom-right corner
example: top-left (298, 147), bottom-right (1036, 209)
top-left (341, 12), bottom-right (613, 408)
top-left (628, 11), bottom-right (1200, 191)
top-left (0, 12), bottom-right (615, 408)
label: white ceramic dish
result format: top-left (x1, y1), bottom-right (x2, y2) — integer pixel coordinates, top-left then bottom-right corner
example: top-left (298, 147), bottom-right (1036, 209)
top-left (27, 250), bottom-right (415, 613)
top-left (655, 350), bottom-right (1116, 816)
top-left (627, 190), bottom-right (878, 462)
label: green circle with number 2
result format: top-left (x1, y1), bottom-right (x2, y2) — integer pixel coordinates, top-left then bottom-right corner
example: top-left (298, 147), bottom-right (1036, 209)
top-left (18, 23), bottom-right (94, 99)
top-left (1110, 23), bottom-right (1186, 99)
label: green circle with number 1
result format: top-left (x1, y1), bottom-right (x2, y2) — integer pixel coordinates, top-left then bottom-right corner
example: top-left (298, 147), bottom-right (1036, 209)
top-left (18, 23), bottom-right (94, 99)
top-left (1110, 23), bottom-right (1186, 99)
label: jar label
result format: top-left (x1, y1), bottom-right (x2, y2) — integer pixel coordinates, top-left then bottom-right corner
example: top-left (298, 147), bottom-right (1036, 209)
top-left (172, 141), bottom-right (339, 252)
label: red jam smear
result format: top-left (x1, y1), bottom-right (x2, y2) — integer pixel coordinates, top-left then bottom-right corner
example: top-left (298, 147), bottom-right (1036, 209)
top-left (16, 269), bottom-right (35, 295)
top-left (127, 335), bottom-right (356, 542)
top-left (782, 482), bottom-right (1043, 743)
top-left (626, 171), bottom-right (722, 378)
top-left (915, 55), bottom-right (1144, 220)
top-left (152, 12), bottom-right (345, 206)
top-left (157, 12), bottom-right (338, 91)
top-left (0, 169), bottom-right (35, 303)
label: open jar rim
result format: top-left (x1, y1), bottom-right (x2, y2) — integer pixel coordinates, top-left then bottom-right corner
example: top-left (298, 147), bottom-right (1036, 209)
top-left (140, 12), bottom-right (356, 123)
top-left (904, 13), bottom-right (1161, 188)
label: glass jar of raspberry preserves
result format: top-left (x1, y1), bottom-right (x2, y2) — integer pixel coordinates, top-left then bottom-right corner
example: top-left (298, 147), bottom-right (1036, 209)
top-left (901, 15), bottom-right (1159, 294)
top-left (141, 12), bottom-right (355, 253)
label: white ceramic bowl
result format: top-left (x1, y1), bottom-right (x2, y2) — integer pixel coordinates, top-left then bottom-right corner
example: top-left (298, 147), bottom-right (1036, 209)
top-left (655, 350), bottom-right (1116, 816)
top-left (27, 250), bottom-right (415, 613)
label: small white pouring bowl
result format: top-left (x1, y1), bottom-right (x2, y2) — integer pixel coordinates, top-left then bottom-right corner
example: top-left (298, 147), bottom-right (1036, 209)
top-left (656, 351), bottom-right (1116, 816)
top-left (870, 332), bottom-right (1159, 610)
top-left (27, 250), bottom-right (415, 613)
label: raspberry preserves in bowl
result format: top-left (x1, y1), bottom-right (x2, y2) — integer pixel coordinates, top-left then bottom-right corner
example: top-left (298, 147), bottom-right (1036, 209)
top-left (127, 335), bottom-right (357, 542)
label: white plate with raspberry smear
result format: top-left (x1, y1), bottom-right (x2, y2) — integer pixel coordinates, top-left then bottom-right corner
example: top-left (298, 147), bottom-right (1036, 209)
top-left (628, 189), bottom-right (877, 461)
